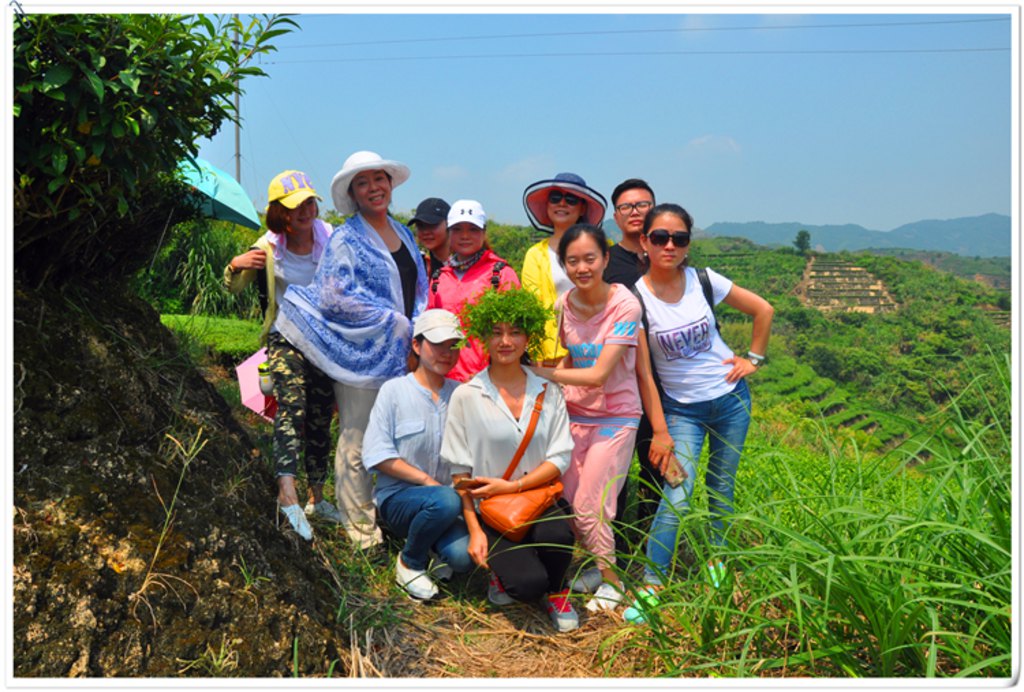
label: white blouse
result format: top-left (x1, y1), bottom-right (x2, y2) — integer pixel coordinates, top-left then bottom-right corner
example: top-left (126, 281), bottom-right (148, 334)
top-left (442, 367), bottom-right (573, 480)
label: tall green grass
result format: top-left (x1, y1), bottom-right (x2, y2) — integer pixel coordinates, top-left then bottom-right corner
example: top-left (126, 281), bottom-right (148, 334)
top-left (604, 354), bottom-right (1011, 678)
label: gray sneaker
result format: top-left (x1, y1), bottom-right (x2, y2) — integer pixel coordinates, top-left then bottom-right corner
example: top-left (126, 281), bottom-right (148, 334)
top-left (544, 590), bottom-right (580, 633)
top-left (569, 566), bottom-right (603, 594)
top-left (429, 552), bottom-right (454, 581)
top-left (487, 572), bottom-right (515, 605)
top-left (304, 499), bottom-right (342, 524)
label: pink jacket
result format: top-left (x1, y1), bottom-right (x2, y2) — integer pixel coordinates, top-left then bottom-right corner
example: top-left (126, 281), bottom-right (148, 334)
top-left (427, 249), bottom-right (520, 382)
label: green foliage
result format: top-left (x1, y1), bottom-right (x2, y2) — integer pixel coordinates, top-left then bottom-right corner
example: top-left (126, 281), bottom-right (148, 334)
top-left (794, 229), bottom-right (811, 254)
top-left (459, 287), bottom-right (553, 361)
top-left (487, 222), bottom-right (539, 276)
top-left (161, 314), bottom-right (261, 362)
top-left (137, 219), bottom-right (263, 318)
top-left (13, 13), bottom-right (295, 286)
top-left (607, 358), bottom-right (1009, 677)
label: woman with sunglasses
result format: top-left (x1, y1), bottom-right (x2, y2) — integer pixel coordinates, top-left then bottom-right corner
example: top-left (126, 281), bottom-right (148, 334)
top-left (521, 173), bottom-right (607, 366)
top-left (634, 203), bottom-right (773, 587)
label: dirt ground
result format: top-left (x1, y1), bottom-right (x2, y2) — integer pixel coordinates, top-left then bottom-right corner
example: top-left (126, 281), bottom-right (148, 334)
top-left (11, 280), bottom-right (661, 680)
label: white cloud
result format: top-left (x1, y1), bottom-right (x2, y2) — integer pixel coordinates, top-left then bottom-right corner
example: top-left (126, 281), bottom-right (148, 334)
top-left (432, 165), bottom-right (468, 181)
top-left (686, 135), bottom-right (741, 156)
top-left (494, 154), bottom-right (557, 184)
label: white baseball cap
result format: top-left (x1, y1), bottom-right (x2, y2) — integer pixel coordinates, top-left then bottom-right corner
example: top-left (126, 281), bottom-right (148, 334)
top-left (413, 309), bottom-right (465, 343)
top-left (447, 199), bottom-right (487, 230)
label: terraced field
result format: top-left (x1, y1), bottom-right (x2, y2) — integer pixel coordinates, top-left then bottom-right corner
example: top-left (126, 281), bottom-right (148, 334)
top-left (798, 257), bottom-right (898, 314)
top-left (738, 333), bottom-right (911, 450)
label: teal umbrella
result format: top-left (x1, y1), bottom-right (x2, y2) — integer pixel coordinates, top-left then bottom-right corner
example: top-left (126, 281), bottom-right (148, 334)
top-left (178, 157), bottom-right (261, 230)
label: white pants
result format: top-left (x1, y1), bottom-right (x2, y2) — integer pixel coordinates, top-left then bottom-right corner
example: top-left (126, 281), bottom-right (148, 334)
top-left (332, 382), bottom-right (382, 549)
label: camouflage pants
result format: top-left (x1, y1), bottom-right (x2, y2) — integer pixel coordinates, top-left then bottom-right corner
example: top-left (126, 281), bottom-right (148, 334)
top-left (266, 331), bottom-right (334, 485)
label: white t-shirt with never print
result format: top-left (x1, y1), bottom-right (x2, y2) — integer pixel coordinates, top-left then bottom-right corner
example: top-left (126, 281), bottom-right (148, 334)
top-left (635, 266), bottom-right (737, 404)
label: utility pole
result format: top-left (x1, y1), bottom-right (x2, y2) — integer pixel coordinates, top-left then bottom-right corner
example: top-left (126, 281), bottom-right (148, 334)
top-left (233, 15), bottom-right (241, 182)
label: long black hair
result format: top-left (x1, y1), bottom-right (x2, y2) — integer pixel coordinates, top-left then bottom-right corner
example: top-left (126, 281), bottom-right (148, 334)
top-left (639, 203), bottom-right (695, 272)
top-left (557, 223), bottom-right (609, 267)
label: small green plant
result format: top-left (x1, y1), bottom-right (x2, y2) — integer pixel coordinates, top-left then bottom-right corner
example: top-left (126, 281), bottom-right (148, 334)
top-left (128, 429), bottom-right (206, 628)
top-left (177, 634), bottom-right (240, 676)
top-left (236, 555), bottom-right (271, 591)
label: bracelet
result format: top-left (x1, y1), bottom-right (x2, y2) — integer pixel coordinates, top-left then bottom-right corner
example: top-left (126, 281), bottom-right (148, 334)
top-left (747, 350), bottom-right (765, 360)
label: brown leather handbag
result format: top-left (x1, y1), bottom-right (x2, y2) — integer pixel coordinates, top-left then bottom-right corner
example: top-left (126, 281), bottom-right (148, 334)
top-left (478, 385), bottom-right (564, 542)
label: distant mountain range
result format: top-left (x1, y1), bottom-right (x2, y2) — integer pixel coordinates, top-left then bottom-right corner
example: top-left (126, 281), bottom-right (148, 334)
top-left (701, 213), bottom-right (1011, 258)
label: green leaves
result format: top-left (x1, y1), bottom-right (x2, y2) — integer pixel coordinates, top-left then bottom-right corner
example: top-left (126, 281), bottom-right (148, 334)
top-left (14, 13), bottom-right (296, 286)
top-left (42, 64), bottom-right (73, 90)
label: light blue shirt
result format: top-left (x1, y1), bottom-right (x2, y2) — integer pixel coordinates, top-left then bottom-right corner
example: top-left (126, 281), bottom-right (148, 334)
top-left (362, 373), bottom-right (459, 506)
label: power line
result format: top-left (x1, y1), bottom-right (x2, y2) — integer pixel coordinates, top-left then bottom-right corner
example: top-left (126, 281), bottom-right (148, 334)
top-left (268, 46), bottom-right (1009, 65)
top-left (282, 16), bottom-right (1010, 50)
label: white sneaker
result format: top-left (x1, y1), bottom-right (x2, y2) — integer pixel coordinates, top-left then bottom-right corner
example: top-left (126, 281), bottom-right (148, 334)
top-left (569, 566), bottom-right (603, 594)
top-left (395, 556), bottom-right (438, 601)
top-left (304, 499), bottom-right (342, 524)
top-left (585, 582), bottom-right (624, 613)
top-left (487, 572), bottom-right (515, 606)
top-left (280, 504), bottom-right (313, 541)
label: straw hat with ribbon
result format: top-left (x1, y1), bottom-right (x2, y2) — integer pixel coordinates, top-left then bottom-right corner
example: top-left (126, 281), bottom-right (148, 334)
top-left (522, 172), bottom-right (607, 234)
top-left (330, 150), bottom-right (411, 215)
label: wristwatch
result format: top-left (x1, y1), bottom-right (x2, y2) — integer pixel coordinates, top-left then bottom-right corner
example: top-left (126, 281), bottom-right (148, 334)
top-left (747, 351), bottom-right (766, 368)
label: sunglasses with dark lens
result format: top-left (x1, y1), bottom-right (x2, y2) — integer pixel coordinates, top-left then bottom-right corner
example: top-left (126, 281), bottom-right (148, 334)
top-left (548, 190), bottom-right (582, 206)
top-left (646, 229), bottom-right (691, 247)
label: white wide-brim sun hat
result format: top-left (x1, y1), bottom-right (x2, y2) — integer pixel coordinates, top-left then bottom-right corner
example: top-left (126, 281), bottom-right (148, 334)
top-left (522, 172), bottom-right (607, 234)
top-left (330, 150), bottom-right (411, 215)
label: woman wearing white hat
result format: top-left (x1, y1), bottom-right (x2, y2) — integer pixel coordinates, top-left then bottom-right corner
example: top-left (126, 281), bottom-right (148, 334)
top-left (521, 172), bottom-right (607, 365)
top-left (277, 151), bottom-right (428, 549)
top-left (426, 199), bottom-right (520, 382)
top-left (362, 309), bottom-right (473, 600)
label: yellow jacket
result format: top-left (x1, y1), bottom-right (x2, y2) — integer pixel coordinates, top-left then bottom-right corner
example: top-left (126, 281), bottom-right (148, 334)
top-left (520, 238), bottom-right (567, 362)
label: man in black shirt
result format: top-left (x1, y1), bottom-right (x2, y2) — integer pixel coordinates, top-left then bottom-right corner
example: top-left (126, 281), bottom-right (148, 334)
top-left (603, 179), bottom-right (659, 559)
top-left (603, 179), bottom-right (655, 287)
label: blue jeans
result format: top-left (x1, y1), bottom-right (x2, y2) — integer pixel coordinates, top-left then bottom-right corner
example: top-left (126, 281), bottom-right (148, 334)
top-left (378, 485), bottom-right (472, 573)
top-left (644, 379), bottom-right (752, 585)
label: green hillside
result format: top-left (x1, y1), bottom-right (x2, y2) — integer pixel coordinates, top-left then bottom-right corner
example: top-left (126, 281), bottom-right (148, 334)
top-left (691, 239), bottom-right (1009, 451)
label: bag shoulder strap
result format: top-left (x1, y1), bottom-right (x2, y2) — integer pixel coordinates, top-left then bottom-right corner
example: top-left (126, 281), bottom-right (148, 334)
top-left (252, 244), bottom-right (269, 319)
top-left (499, 384), bottom-right (547, 481)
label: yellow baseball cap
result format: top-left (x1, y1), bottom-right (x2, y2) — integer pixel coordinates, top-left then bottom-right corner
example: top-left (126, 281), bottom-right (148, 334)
top-left (267, 170), bottom-right (322, 210)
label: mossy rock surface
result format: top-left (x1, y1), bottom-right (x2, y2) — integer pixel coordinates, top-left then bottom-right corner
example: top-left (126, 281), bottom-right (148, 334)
top-left (13, 280), bottom-right (351, 677)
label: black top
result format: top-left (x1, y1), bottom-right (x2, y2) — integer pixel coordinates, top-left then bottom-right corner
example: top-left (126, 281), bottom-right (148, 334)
top-left (603, 243), bottom-right (645, 287)
top-left (392, 243), bottom-right (418, 319)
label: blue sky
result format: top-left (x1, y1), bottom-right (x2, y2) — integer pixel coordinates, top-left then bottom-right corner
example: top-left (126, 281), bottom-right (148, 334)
top-left (197, 10), bottom-right (1014, 231)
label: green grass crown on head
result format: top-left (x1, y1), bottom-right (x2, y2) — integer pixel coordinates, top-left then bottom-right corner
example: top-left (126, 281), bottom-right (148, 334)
top-left (459, 287), bottom-right (554, 362)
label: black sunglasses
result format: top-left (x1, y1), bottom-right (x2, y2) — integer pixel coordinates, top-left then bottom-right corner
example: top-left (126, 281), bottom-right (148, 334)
top-left (646, 229), bottom-right (691, 247)
top-left (548, 190), bottom-right (582, 206)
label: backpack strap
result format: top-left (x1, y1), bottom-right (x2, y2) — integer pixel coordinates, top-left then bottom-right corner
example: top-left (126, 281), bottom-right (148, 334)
top-left (629, 283), bottom-right (665, 398)
top-left (696, 267), bottom-right (722, 335)
top-left (491, 261), bottom-right (507, 290)
top-left (430, 264), bottom-right (443, 294)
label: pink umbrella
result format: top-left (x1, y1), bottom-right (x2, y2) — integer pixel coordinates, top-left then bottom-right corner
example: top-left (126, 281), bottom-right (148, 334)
top-left (235, 348), bottom-right (277, 422)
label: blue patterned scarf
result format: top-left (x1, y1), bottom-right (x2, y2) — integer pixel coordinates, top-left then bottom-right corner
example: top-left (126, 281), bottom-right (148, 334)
top-left (277, 213), bottom-right (428, 388)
